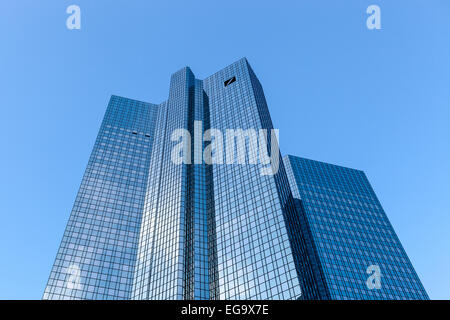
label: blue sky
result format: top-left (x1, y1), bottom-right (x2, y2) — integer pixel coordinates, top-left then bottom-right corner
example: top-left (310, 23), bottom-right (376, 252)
top-left (0, 0), bottom-right (449, 299)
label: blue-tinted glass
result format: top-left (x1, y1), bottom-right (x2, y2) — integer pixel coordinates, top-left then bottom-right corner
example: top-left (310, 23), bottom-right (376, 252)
top-left (44, 59), bottom-right (427, 301)
top-left (284, 155), bottom-right (428, 300)
top-left (43, 96), bottom-right (158, 300)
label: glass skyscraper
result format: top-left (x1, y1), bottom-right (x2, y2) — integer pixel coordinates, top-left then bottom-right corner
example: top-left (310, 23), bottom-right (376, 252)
top-left (43, 96), bottom-right (159, 299)
top-left (43, 58), bottom-right (428, 300)
top-left (284, 155), bottom-right (429, 299)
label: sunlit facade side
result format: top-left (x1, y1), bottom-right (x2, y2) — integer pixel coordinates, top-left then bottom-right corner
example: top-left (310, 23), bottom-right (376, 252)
top-left (132, 68), bottom-right (217, 300)
top-left (43, 96), bottom-right (158, 299)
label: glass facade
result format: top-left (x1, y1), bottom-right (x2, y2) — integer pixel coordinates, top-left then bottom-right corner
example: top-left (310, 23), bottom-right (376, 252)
top-left (43, 96), bottom-right (159, 299)
top-left (202, 59), bottom-right (313, 300)
top-left (284, 155), bottom-right (429, 299)
top-left (132, 59), bottom-right (314, 300)
top-left (43, 59), bottom-right (427, 300)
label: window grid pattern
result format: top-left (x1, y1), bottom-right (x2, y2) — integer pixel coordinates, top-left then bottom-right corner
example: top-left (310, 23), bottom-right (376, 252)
top-left (248, 63), bottom-right (322, 300)
top-left (284, 155), bottom-right (429, 300)
top-left (203, 58), bottom-right (302, 300)
top-left (43, 96), bottom-right (158, 300)
top-left (133, 68), bottom-right (194, 299)
top-left (184, 79), bottom-right (216, 299)
top-left (44, 59), bottom-right (427, 301)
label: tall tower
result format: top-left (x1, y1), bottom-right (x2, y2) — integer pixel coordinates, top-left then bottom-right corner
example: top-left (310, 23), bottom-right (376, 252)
top-left (43, 96), bottom-right (159, 299)
top-left (131, 68), bottom-right (217, 299)
top-left (200, 59), bottom-right (318, 299)
top-left (43, 59), bottom-right (428, 300)
top-left (132, 59), bottom-right (318, 299)
top-left (284, 155), bottom-right (429, 299)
